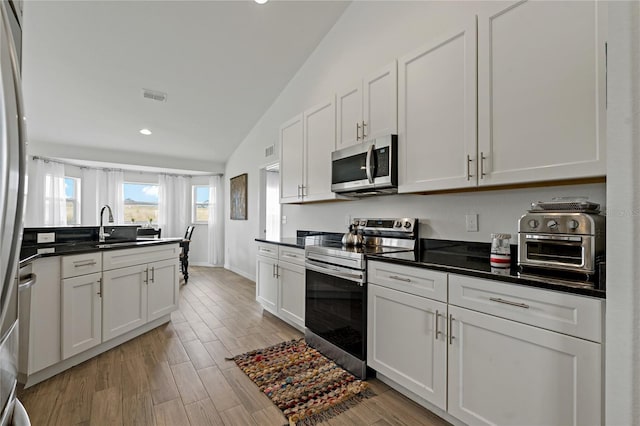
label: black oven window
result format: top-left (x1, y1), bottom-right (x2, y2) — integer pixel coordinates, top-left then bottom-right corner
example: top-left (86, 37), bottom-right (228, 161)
top-left (526, 242), bottom-right (583, 265)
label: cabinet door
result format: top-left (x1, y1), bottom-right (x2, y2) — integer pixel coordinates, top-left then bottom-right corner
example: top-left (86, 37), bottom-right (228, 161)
top-left (102, 264), bottom-right (148, 340)
top-left (363, 61), bottom-right (397, 142)
top-left (147, 258), bottom-right (179, 322)
top-left (22, 257), bottom-right (61, 373)
top-left (398, 17), bottom-right (477, 193)
top-left (280, 114), bottom-right (304, 203)
top-left (336, 82), bottom-right (363, 149)
top-left (368, 284), bottom-right (447, 410)
top-left (256, 255), bottom-right (278, 314)
top-left (277, 260), bottom-right (305, 330)
top-left (448, 305), bottom-right (602, 426)
top-left (477, 1), bottom-right (606, 185)
top-left (303, 97), bottom-right (337, 202)
top-left (61, 272), bottom-right (102, 359)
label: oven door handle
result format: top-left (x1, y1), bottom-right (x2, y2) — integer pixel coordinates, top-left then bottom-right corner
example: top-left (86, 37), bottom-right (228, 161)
top-left (305, 260), bottom-right (365, 285)
top-left (525, 234), bottom-right (583, 242)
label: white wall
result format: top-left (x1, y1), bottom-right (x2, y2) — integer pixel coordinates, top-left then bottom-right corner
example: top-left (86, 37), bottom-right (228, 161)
top-left (224, 0), bottom-right (606, 279)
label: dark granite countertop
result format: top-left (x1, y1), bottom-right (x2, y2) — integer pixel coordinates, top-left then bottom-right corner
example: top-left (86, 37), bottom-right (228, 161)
top-left (19, 238), bottom-right (182, 267)
top-left (255, 231), bottom-right (343, 250)
top-left (255, 237), bottom-right (306, 249)
top-left (369, 240), bottom-right (605, 299)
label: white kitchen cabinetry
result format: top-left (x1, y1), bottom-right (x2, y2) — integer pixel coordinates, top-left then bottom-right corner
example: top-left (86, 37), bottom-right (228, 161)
top-left (255, 243), bottom-right (305, 330)
top-left (477, 0), bottom-right (607, 186)
top-left (336, 61), bottom-right (397, 149)
top-left (61, 272), bottom-right (102, 359)
top-left (368, 282), bottom-right (447, 410)
top-left (102, 264), bottom-right (148, 341)
top-left (398, 17), bottom-right (477, 193)
top-left (448, 274), bottom-right (603, 426)
top-left (147, 258), bottom-right (180, 321)
top-left (280, 98), bottom-right (342, 204)
top-left (447, 305), bottom-right (601, 426)
top-left (18, 257), bottom-right (61, 377)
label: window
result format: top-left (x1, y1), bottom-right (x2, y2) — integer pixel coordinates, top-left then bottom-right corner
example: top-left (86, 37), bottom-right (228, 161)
top-left (192, 185), bottom-right (209, 223)
top-left (64, 177), bottom-right (81, 225)
top-left (123, 182), bottom-right (159, 224)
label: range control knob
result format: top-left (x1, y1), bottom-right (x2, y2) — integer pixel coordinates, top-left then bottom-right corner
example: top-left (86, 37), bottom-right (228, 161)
top-left (359, 221), bottom-right (366, 226)
top-left (403, 221), bottom-right (412, 229)
top-left (567, 219), bottom-right (580, 230)
top-left (546, 220), bottom-right (558, 229)
top-left (394, 221), bottom-right (402, 228)
top-left (528, 219), bottom-right (539, 228)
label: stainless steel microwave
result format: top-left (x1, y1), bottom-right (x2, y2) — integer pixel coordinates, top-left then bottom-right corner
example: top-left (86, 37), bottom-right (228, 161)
top-left (331, 135), bottom-right (397, 196)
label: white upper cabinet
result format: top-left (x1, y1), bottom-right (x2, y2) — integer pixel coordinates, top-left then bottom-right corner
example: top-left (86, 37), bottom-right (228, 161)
top-left (280, 97), bottom-right (341, 204)
top-left (398, 17), bottom-right (477, 193)
top-left (336, 61), bottom-right (397, 150)
top-left (279, 114), bottom-right (304, 203)
top-left (477, 0), bottom-right (607, 185)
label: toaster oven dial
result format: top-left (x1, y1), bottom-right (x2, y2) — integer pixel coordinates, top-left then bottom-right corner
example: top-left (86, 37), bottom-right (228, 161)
top-left (546, 219), bottom-right (558, 229)
top-left (403, 221), bottom-right (412, 229)
top-left (528, 219), bottom-right (539, 229)
top-left (568, 219), bottom-right (580, 230)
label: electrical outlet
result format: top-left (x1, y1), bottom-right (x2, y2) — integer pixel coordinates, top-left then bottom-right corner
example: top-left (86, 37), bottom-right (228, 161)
top-left (465, 214), bottom-right (479, 232)
top-left (37, 232), bottom-right (55, 243)
top-left (345, 215), bottom-right (351, 226)
top-left (282, 215), bottom-right (287, 225)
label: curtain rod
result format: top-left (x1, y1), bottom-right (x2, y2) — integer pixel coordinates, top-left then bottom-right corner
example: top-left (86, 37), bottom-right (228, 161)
top-left (31, 155), bottom-right (224, 178)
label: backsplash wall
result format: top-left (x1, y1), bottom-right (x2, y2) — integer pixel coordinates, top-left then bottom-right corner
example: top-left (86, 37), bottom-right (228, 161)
top-left (282, 183), bottom-right (606, 243)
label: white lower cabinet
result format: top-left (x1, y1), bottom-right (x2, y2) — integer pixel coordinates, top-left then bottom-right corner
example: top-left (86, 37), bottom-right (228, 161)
top-left (277, 260), bottom-right (305, 329)
top-left (102, 264), bottom-right (148, 341)
top-left (255, 243), bottom-right (305, 330)
top-left (147, 258), bottom-right (180, 321)
top-left (368, 283), bottom-right (447, 410)
top-left (61, 272), bottom-right (102, 359)
top-left (448, 305), bottom-right (602, 426)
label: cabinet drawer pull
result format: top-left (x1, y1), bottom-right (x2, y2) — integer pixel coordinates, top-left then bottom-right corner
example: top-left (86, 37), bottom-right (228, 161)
top-left (435, 310), bottom-right (442, 340)
top-left (151, 266), bottom-right (155, 283)
top-left (97, 277), bottom-right (103, 297)
top-left (145, 268), bottom-right (149, 284)
top-left (259, 247), bottom-right (273, 253)
top-left (356, 122), bottom-right (361, 141)
top-left (466, 155), bottom-right (473, 180)
top-left (480, 152), bottom-right (487, 178)
top-left (361, 120), bottom-right (367, 139)
top-left (448, 314), bottom-right (454, 344)
top-left (389, 275), bottom-right (411, 282)
top-left (489, 297), bottom-right (530, 309)
top-left (74, 260), bottom-right (97, 267)
top-left (283, 253), bottom-right (298, 258)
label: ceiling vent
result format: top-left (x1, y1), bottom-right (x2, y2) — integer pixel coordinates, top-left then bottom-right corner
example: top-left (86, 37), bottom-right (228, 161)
top-left (142, 89), bottom-right (167, 102)
top-left (265, 145), bottom-right (275, 158)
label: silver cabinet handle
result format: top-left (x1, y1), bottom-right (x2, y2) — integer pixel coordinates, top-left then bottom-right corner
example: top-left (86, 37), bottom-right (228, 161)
top-left (272, 264), bottom-right (276, 277)
top-left (466, 155), bottom-right (473, 181)
top-left (435, 310), bottom-right (442, 340)
top-left (297, 185), bottom-right (301, 199)
top-left (74, 260), bottom-right (97, 267)
top-left (356, 122), bottom-right (361, 141)
top-left (480, 152), bottom-right (487, 179)
top-left (389, 275), bottom-right (411, 282)
top-left (151, 266), bottom-right (155, 283)
top-left (362, 120), bottom-right (367, 139)
top-left (275, 264), bottom-right (280, 278)
top-left (301, 185), bottom-right (306, 198)
top-left (18, 273), bottom-right (37, 291)
top-left (145, 268), bottom-right (149, 284)
top-left (489, 297), bottom-right (530, 309)
top-left (97, 277), bottom-right (103, 297)
top-left (449, 314), bottom-right (455, 344)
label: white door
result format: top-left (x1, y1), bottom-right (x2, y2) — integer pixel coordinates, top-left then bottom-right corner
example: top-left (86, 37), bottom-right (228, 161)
top-left (477, 1), bottom-right (606, 185)
top-left (448, 306), bottom-right (602, 426)
top-left (367, 284), bottom-right (447, 410)
top-left (398, 17), bottom-right (477, 193)
top-left (336, 82), bottom-right (363, 149)
top-left (102, 264), bottom-right (148, 340)
top-left (147, 258), bottom-right (179, 322)
top-left (303, 97), bottom-right (336, 202)
top-left (279, 114), bottom-right (304, 203)
top-left (256, 255), bottom-right (278, 314)
top-left (363, 61), bottom-right (397, 142)
top-left (277, 261), bottom-right (305, 330)
top-left (61, 272), bottom-right (102, 359)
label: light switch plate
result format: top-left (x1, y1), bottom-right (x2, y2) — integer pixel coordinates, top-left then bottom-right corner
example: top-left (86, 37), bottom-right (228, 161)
top-left (37, 232), bottom-right (55, 243)
top-left (465, 214), bottom-right (479, 232)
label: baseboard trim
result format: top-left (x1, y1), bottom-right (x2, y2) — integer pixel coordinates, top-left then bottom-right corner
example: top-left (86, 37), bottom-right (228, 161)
top-left (225, 264), bottom-right (255, 281)
top-left (190, 262), bottom-right (222, 267)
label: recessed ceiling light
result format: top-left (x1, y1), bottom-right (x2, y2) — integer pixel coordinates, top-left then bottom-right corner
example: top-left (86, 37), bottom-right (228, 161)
top-left (140, 128), bottom-right (152, 135)
top-left (255, 0), bottom-right (268, 4)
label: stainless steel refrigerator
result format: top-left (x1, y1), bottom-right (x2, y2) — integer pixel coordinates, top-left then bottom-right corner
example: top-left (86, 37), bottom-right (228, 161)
top-left (0, 0), bottom-right (29, 424)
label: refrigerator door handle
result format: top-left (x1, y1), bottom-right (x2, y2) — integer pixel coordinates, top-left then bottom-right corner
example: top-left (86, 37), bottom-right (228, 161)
top-left (17, 273), bottom-right (36, 291)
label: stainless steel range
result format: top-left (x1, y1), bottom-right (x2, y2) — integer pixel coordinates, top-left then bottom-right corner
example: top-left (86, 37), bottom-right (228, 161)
top-left (304, 218), bottom-right (418, 379)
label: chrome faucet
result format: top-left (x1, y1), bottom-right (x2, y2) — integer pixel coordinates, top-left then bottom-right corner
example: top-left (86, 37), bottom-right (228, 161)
top-left (99, 205), bottom-right (114, 243)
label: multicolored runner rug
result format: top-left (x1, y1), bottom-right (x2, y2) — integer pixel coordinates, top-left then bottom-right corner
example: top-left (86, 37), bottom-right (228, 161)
top-left (230, 338), bottom-right (373, 425)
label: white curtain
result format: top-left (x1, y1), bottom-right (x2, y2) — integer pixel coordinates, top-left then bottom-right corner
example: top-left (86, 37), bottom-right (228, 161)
top-left (158, 174), bottom-right (191, 238)
top-left (208, 175), bottom-right (224, 266)
top-left (25, 158), bottom-right (67, 226)
top-left (80, 168), bottom-right (124, 225)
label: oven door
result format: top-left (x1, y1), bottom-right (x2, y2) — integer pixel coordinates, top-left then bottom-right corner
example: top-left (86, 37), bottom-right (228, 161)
top-left (305, 260), bottom-right (366, 361)
top-left (519, 233), bottom-right (593, 272)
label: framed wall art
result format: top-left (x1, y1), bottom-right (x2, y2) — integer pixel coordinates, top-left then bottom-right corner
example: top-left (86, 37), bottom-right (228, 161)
top-left (230, 173), bottom-right (248, 220)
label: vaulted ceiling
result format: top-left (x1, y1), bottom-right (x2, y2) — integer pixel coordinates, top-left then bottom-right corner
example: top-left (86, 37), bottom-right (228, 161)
top-left (22, 1), bottom-right (349, 171)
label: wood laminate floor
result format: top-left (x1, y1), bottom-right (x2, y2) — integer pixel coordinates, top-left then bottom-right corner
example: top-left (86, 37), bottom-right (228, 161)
top-left (18, 266), bottom-right (450, 426)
